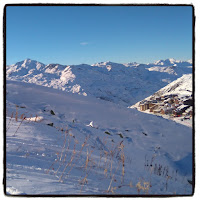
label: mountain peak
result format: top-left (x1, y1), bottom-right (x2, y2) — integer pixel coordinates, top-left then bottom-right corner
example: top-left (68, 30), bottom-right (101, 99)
top-left (22, 58), bottom-right (32, 66)
top-left (124, 62), bottom-right (139, 67)
top-left (9, 59), bottom-right (46, 72)
top-left (25, 58), bottom-right (32, 62)
top-left (92, 61), bottom-right (113, 66)
top-left (153, 58), bottom-right (181, 66)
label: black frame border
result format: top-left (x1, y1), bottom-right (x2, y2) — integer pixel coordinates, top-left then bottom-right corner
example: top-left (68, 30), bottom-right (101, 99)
top-left (3, 3), bottom-right (195, 198)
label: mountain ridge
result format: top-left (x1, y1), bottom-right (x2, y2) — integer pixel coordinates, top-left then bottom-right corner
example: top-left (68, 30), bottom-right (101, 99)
top-left (6, 58), bottom-right (192, 107)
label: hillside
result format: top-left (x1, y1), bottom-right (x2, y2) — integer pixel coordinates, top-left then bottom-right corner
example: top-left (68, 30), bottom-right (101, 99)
top-left (6, 80), bottom-right (193, 195)
top-left (131, 74), bottom-right (193, 127)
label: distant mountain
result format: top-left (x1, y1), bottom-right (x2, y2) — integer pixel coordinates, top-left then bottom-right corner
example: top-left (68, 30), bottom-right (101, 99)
top-left (6, 58), bottom-right (192, 106)
top-left (149, 58), bottom-right (192, 66)
top-left (146, 58), bottom-right (192, 76)
top-left (6, 59), bottom-right (45, 76)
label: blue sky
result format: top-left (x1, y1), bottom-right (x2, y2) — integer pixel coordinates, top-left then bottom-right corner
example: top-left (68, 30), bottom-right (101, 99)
top-left (6, 6), bottom-right (193, 65)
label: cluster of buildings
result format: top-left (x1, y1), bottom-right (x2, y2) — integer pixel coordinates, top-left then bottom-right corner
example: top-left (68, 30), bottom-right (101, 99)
top-left (139, 94), bottom-right (193, 118)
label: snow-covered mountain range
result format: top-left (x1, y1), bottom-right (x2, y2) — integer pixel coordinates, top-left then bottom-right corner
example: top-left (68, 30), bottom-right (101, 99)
top-left (6, 58), bottom-right (192, 106)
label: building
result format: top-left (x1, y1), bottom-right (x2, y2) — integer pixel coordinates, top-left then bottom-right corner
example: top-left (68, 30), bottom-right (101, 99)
top-left (140, 104), bottom-right (145, 111)
top-left (168, 98), bottom-right (174, 104)
top-left (183, 98), bottom-right (193, 106)
top-left (173, 105), bottom-right (190, 116)
top-left (140, 102), bottom-right (156, 111)
top-left (150, 105), bottom-right (159, 112)
top-left (160, 109), bottom-right (165, 115)
top-left (140, 103), bottom-right (150, 111)
top-left (174, 99), bottom-right (179, 105)
top-left (160, 108), bottom-right (173, 115)
top-left (149, 103), bottom-right (156, 108)
top-left (153, 109), bottom-right (161, 114)
top-left (156, 97), bottom-right (161, 101)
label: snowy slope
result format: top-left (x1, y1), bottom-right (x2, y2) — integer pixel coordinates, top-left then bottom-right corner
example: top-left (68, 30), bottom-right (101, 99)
top-left (131, 74), bottom-right (193, 127)
top-left (6, 80), bottom-right (193, 195)
top-left (6, 58), bottom-right (192, 106)
top-left (146, 59), bottom-right (192, 81)
top-left (151, 74), bottom-right (192, 97)
top-left (133, 74), bottom-right (192, 104)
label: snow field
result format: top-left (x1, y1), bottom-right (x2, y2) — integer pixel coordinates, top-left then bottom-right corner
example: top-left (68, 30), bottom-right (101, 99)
top-left (6, 81), bottom-right (193, 195)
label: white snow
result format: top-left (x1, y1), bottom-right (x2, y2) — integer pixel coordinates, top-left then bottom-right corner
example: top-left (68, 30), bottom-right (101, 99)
top-left (6, 58), bottom-right (192, 106)
top-left (131, 74), bottom-right (193, 127)
top-left (147, 66), bottom-right (177, 75)
top-left (5, 58), bottom-right (193, 195)
top-left (6, 186), bottom-right (26, 195)
top-left (154, 74), bottom-right (192, 97)
top-left (6, 80), bottom-right (193, 195)
top-left (25, 116), bottom-right (43, 122)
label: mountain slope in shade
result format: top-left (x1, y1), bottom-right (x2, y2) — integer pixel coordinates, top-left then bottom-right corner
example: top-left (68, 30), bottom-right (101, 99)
top-left (6, 58), bottom-right (192, 106)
